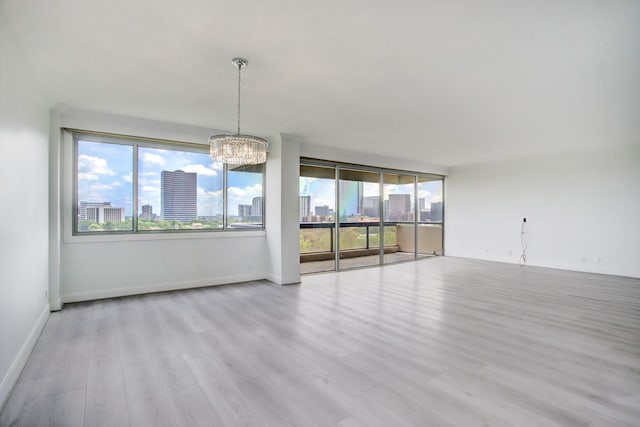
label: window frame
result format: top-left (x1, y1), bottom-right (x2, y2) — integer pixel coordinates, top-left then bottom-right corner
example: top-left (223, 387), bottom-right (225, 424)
top-left (72, 130), bottom-right (265, 236)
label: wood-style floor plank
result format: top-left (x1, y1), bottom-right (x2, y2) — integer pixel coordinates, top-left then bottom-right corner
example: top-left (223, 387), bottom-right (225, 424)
top-left (2, 257), bottom-right (639, 426)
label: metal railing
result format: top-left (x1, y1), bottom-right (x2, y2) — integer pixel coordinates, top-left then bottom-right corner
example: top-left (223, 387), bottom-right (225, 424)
top-left (299, 221), bottom-right (442, 255)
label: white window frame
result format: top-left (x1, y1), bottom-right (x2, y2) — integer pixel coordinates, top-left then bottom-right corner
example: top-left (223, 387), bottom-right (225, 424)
top-left (67, 130), bottom-right (266, 240)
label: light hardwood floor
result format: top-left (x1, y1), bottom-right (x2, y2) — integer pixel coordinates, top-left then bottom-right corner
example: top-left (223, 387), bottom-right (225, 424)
top-left (2, 257), bottom-right (639, 426)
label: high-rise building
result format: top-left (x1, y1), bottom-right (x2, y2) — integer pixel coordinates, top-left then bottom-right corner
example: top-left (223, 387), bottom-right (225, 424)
top-left (388, 194), bottom-right (411, 221)
top-left (300, 196), bottom-right (311, 219)
top-left (161, 170), bottom-right (197, 221)
top-left (362, 196), bottom-right (380, 218)
top-left (252, 197), bottom-right (263, 217)
top-left (430, 201), bottom-right (443, 222)
top-left (418, 198), bottom-right (426, 211)
top-left (79, 201), bottom-right (108, 221)
top-left (79, 201), bottom-right (125, 223)
top-left (102, 207), bottom-right (125, 223)
top-left (338, 181), bottom-right (363, 221)
top-left (238, 204), bottom-right (253, 218)
top-left (315, 205), bottom-right (330, 217)
top-left (140, 204), bottom-right (153, 220)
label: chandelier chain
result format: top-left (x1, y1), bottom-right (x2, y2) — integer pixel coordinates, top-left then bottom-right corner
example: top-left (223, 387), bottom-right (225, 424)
top-left (236, 62), bottom-right (242, 135)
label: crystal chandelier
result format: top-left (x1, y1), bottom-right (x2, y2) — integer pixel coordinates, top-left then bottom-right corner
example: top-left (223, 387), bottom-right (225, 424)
top-left (209, 58), bottom-right (268, 165)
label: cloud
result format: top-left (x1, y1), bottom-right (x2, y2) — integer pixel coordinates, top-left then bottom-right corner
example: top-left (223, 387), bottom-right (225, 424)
top-left (122, 172), bottom-right (133, 182)
top-left (228, 183), bottom-right (262, 197)
top-left (89, 182), bottom-right (120, 192)
top-left (198, 187), bottom-right (223, 197)
top-left (139, 178), bottom-right (160, 187)
top-left (141, 185), bottom-right (160, 193)
top-left (142, 152), bottom-right (166, 165)
top-left (78, 154), bottom-right (116, 181)
top-left (182, 164), bottom-right (218, 176)
top-left (197, 187), bottom-right (223, 216)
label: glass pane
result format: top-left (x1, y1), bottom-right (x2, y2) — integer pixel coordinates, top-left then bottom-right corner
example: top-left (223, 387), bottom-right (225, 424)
top-left (383, 173), bottom-right (415, 264)
top-left (227, 163), bottom-right (264, 229)
top-left (77, 140), bottom-right (133, 232)
top-left (138, 147), bottom-right (223, 230)
top-left (417, 176), bottom-right (444, 257)
top-left (300, 165), bottom-right (336, 274)
top-left (338, 168), bottom-right (380, 270)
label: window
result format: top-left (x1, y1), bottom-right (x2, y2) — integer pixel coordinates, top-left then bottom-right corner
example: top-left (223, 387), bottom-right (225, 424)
top-left (74, 132), bottom-right (264, 234)
top-left (226, 163), bottom-right (265, 229)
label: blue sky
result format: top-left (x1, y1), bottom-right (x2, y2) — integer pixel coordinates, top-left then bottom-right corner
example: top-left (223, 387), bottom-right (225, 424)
top-left (299, 176), bottom-right (443, 216)
top-left (77, 140), bottom-right (263, 217)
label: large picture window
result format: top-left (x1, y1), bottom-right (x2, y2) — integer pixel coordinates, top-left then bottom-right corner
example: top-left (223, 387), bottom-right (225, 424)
top-left (74, 132), bottom-right (264, 234)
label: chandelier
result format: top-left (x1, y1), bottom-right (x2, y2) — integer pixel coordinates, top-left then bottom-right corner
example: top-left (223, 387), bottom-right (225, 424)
top-left (209, 58), bottom-right (268, 165)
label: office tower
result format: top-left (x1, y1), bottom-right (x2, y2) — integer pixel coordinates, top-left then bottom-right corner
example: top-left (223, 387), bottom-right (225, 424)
top-left (79, 201), bottom-right (113, 221)
top-left (338, 181), bottom-right (364, 221)
top-left (388, 194), bottom-right (411, 221)
top-left (430, 201), bottom-right (443, 222)
top-left (362, 196), bottom-right (380, 218)
top-left (315, 205), bottom-right (330, 217)
top-left (161, 170), bottom-right (197, 221)
top-left (300, 196), bottom-right (311, 219)
top-left (140, 204), bottom-right (153, 220)
top-left (238, 204), bottom-right (252, 218)
top-left (252, 197), bottom-right (263, 217)
top-left (418, 198), bottom-right (425, 211)
top-left (79, 201), bottom-right (125, 223)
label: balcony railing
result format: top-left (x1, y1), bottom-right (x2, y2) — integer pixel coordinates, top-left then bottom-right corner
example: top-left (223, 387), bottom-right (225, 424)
top-left (299, 222), bottom-right (443, 262)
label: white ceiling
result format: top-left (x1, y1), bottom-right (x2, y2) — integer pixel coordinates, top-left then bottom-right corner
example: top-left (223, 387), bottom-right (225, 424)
top-left (3, 0), bottom-right (639, 166)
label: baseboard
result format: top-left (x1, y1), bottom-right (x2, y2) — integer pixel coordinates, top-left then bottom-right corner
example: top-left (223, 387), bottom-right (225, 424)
top-left (49, 298), bottom-right (62, 311)
top-left (61, 273), bottom-right (267, 303)
top-left (0, 303), bottom-right (50, 411)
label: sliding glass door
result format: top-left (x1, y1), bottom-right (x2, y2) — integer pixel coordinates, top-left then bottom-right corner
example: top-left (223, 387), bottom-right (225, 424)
top-left (383, 173), bottom-right (416, 264)
top-left (417, 176), bottom-right (444, 258)
top-left (299, 165), bottom-right (337, 274)
top-left (299, 159), bottom-right (445, 274)
top-left (338, 168), bottom-right (381, 270)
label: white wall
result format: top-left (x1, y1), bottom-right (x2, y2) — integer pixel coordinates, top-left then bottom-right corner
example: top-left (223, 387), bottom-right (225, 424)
top-left (0, 9), bottom-right (51, 408)
top-left (445, 144), bottom-right (640, 278)
top-left (266, 134), bottom-right (301, 285)
top-left (56, 109), bottom-right (270, 302)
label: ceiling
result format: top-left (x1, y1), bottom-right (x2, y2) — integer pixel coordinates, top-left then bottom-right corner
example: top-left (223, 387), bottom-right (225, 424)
top-left (3, 0), bottom-right (639, 166)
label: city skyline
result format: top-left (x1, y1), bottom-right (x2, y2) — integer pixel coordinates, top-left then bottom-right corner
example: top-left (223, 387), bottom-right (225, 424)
top-left (300, 176), bottom-right (443, 222)
top-left (77, 140), bottom-right (263, 219)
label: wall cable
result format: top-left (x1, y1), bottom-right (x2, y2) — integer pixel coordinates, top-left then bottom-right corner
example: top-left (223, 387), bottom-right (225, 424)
top-left (519, 218), bottom-right (527, 267)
